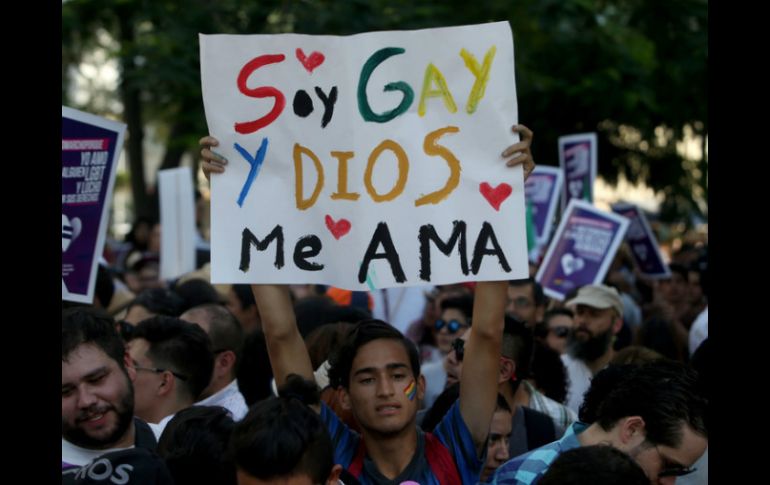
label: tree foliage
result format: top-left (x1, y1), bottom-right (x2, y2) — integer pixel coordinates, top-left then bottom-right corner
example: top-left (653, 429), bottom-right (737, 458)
top-left (62, 0), bottom-right (707, 223)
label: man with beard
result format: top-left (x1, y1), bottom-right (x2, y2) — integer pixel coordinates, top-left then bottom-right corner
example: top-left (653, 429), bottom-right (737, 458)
top-left (561, 285), bottom-right (624, 413)
top-left (62, 307), bottom-right (158, 470)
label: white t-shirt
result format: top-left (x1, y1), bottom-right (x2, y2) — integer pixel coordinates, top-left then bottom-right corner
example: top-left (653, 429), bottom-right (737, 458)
top-left (195, 379), bottom-right (249, 421)
top-left (689, 307), bottom-right (708, 356)
top-left (561, 353), bottom-right (593, 414)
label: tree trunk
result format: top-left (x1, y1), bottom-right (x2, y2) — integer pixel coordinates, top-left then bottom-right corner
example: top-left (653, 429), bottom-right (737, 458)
top-left (117, 12), bottom-right (153, 221)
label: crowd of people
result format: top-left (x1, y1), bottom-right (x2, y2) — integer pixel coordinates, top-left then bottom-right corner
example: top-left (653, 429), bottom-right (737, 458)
top-left (62, 124), bottom-right (708, 484)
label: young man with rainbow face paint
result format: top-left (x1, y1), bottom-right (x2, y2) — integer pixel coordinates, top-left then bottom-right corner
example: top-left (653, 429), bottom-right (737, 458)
top-left (200, 125), bottom-right (535, 484)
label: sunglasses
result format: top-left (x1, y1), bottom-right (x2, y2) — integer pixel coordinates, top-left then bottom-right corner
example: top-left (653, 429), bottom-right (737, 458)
top-left (549, 326), bottom-right (570, 338)
top-left (451, 338), bottom-right (465, 361)
top-left (435, 319), bottom-right (469, 334)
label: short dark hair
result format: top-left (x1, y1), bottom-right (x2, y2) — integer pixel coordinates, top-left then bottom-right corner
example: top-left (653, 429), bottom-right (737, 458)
top-left (173, 279), bottom-right (222, 313)
top-left (184, 304), bottom-right (244, 363)
top-left (131, 316), bottom-right (214, 401)
top-left (327, 319), bottom-right (420, 389)
top-left (539, 445), bottom-right (648, 485)
top-left (579, 361), bottom-right (707, 447)
top-left (231, 284), bottom-right (256, 309)
top-left (543, 307), bottom-right (574, 324)
top-left (529, 341), bottom-right (568, 404)
top-left (127, 288), bottom-right (185, 318)
top-left (501, 316), bottom-right (534, 378)
top-left (230, 375), bottom-right (333, 483)
top-left (496, 393), bottom-right (512, 414)
top-left (236, 330), bottom-right (274, 406)
top-left (63, 307), bottom-right (124, 367)
top-left (157, 405), bottom-right (236, 485)
top-left (439, 294), bottom-right (474, 321)
top-left (305, 322), bottom-right (356, 371)
top-left (509, 277), bottom-right (546, 306)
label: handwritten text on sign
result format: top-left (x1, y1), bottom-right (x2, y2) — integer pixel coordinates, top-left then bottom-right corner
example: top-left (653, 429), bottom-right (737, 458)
top-left (201, 22), bottom-right (528, 289)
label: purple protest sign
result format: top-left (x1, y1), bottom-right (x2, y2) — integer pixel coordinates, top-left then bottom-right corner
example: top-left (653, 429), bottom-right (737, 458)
top-left (558, 133), bottom-right (597, 210)
top-left (62, 107), bottom-right (126, 303)
top-left (525, 166), bottom-right (564, 247)
top-left (536, 199), bottom-right (629, 301)
top-left (611, 202), bottom-right (671, 279)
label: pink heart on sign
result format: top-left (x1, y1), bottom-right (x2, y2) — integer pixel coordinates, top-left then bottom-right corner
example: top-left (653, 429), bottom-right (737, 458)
top-left (479, 182), bottom-right (512, 211)
top-left (325, 215), bottom-right (351, 240)
top-left (296, 48), bottom-right (325, 73)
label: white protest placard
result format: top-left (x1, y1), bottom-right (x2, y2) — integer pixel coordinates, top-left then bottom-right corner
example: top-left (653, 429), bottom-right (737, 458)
top-left (62, 107), bottom-right (126, 303)
top-left (200, 22), bottom-right (528, 289)
top-left (158, 167), bottom-right (197, 280)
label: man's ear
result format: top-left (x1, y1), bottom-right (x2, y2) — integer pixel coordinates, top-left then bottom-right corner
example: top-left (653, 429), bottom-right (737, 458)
top-left (498, 357), bottom-right (516, 385)
top-left (618, 415), bottom-right (647, 447)
top-left (123, 352), bottom-right (136, 382)
top-left (217, 350), bottom-right (237, 377)
top-left (157, 370), bottom-right (175, 397)
top-left (326, 464), bottom-right (343, 485)
top-left (338, 386), bottom-right (352, 411)
top-left (612, 315), bottom-right (624, 335)
top-left (417, 374), bottom-right (426, 402)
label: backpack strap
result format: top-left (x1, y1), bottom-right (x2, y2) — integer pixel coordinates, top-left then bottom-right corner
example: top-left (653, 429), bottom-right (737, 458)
top-left (424, 432), bottom-right (462, 485)
top-left (347, 438), bottom-right (367, 478)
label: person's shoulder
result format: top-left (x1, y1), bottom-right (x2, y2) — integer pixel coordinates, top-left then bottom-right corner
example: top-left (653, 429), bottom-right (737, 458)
top-left (493, 446), bottom-right (556, 484)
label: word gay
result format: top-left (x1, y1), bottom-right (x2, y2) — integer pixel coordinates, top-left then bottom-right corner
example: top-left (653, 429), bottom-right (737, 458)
top-left (234, 46), bottom-right (497, 133)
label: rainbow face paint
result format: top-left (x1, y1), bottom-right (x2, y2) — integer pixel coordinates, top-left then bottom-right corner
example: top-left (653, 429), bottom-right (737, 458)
top-left (404, 380), bottom-right (417, 401)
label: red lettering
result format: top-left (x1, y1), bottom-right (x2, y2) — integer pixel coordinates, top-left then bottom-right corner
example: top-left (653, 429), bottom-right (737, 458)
top-left (235, 54), bottom-right (287, 134)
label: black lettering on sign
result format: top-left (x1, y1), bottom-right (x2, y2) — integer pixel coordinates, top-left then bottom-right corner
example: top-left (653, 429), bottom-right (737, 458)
top-left (240, 226), bottom-right (285, 272)
top-left (358, 222), bottom-right (406, 283)
top-left (293, 90), bottom-right (314, 117)
top-left (294, 235), bottom-right (324, 271)
top-left (418, 221), bottom-right (468, 281)
top-left (471, 222), bottom-right (511, 274)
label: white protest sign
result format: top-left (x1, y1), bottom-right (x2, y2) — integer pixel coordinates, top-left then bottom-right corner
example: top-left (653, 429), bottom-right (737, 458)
top-left (158, 167), bottom-right (197, 280)
top-left (201, 22), bottom-right (528, 290)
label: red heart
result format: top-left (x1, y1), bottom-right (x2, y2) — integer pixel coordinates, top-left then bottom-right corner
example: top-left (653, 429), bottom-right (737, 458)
top-left (479, 182), bottom-right (513, 211)
top-left (296, 48), bottom-right (325, 73)
top-left (325, 215), bottom-right (351, 239)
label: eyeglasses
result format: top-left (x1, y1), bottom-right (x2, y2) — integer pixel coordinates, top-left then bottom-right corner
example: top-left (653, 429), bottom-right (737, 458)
top-left (134, 365), bottom-right (189, 381)
top-left (549, 326), bottom-right (570, 338)
top-left (451, 338), bottom-right (465, 361)
top-left (655, 445), bottom-right (697, 478)
top-left (435, 319), bottom-right (469, 334)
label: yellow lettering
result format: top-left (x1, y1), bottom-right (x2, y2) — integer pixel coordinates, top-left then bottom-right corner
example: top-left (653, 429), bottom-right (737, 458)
top-left (364, 140), bottom-right (409, 202)
top-left (330, 151), bottom-right (360, 201)
top-left (415, 126), bottom-right (461, 206)
top-left (460, 46), bottom-right (496, 114)
top-left (418, 63), bottom-right (458, 117)
top-left (293, 143), bottom-right (325, 210)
